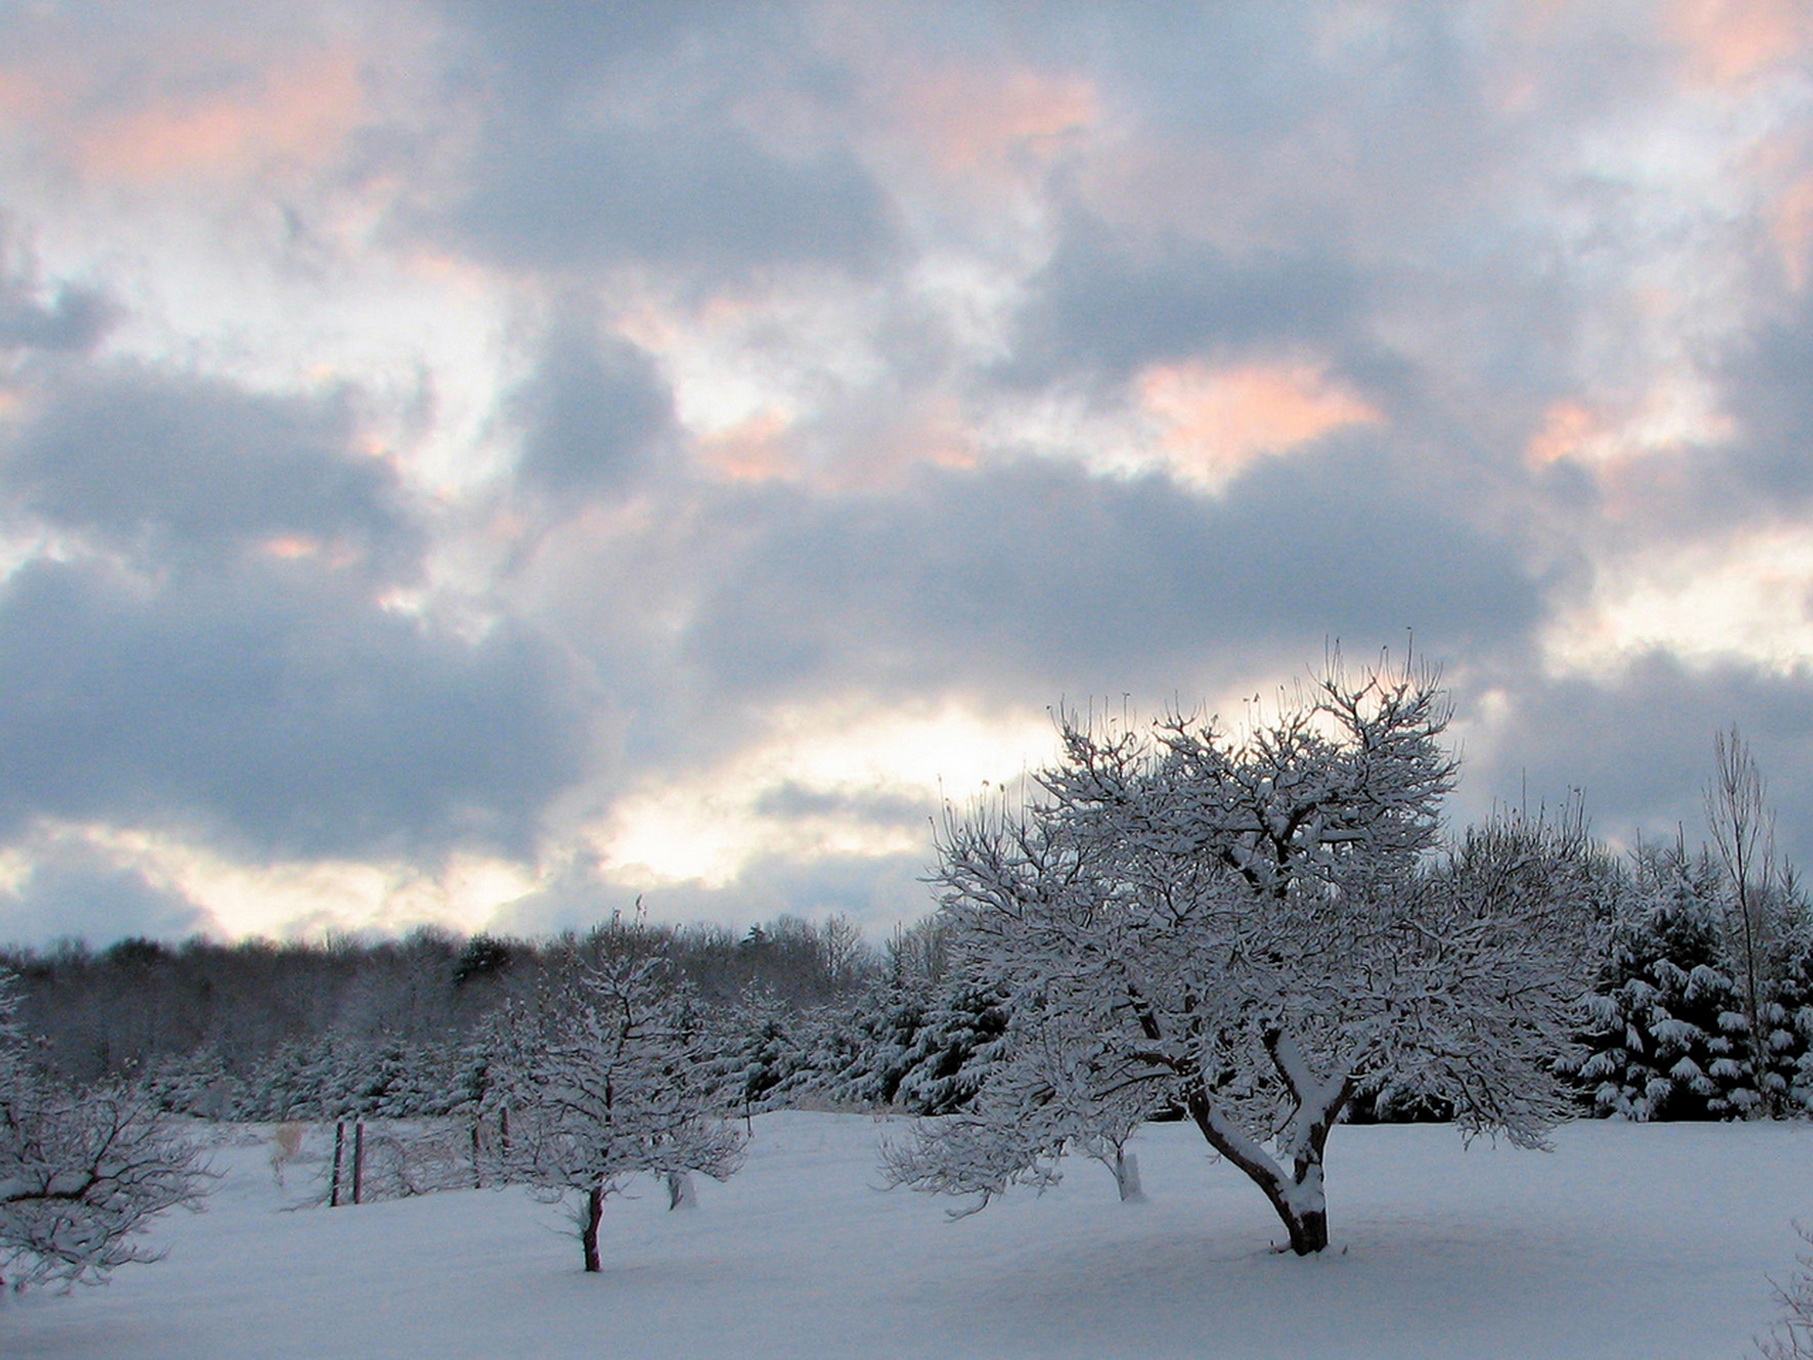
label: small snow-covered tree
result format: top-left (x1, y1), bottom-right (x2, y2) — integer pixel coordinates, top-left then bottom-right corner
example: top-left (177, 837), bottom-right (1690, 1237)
top-left (495, 955), bottom-right (743, 1273)
top-left (888, 659), bottom-right (1603, 1254)
top-left (0, 970), bottom-right (209, 1289)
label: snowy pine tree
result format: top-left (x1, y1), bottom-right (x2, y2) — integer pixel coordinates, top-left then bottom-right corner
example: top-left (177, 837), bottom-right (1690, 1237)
top-left (1572, 844), bottom-right (1770, 1120)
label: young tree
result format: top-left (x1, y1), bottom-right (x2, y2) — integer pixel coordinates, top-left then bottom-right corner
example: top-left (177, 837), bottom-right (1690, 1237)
top-left (886, 659), bottom-right (1603, 1255)
top-left (493, 955), bottom-right (743, 1273)
top-left (1706, 727), bottom-right (1797, 1116)
top-left (0, 971), bottom-right (209, 1289)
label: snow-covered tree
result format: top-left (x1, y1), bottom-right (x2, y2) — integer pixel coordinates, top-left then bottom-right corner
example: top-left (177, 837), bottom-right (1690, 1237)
top-left (0, 970), bottom-right (209, 1289)
top-left (493, 955), bottom-right (743, 1272)
top-left (1571, 843), bottom-right (1755, 1120)
top-left (887, 660), bottom-right (1603, 1254)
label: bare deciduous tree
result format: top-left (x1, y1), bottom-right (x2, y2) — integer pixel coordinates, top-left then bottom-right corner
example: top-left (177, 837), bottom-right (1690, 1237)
top-left (1706, 726), bottom-right (1792, 1116)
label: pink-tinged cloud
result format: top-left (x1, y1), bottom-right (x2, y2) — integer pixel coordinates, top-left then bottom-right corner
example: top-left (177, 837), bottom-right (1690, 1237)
top-left (1526, 400), bottom-right (1608, 468)
top-left (74, 47), bottom-right (367, 185)
top-left (1137, 361), bottom-right (1382, 484)
top-left (1668, 0), bottom-right (1813, 87)
top-left (695, 410), bottom-right (801, 483)
top-left (889, 61), bottom-right (1100, 185)
top-left (0, 31), bottom-right (373, 189)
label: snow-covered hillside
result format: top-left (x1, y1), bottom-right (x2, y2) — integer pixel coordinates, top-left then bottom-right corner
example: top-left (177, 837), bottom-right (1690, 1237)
top-left (6, 1112), bottom-right (1810, 1359)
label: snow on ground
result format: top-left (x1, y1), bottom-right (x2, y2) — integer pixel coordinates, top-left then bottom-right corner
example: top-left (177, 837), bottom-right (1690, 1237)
top-left (5, 1112), bottom-right (1811, 1359)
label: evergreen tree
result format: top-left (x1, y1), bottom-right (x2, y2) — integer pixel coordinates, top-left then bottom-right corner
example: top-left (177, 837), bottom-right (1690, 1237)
top-left (1573, 845), bottom-right (1753, 1120)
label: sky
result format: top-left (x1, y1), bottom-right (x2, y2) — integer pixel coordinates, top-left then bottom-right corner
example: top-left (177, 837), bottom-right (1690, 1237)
top-left (1, 0), bottom-right (1812, 947)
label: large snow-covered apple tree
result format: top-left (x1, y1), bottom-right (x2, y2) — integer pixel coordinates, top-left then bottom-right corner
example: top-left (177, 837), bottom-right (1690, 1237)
top-left (488, 953), bottom-right (743, 1273)
top-left (0, 970), bottom-right (209, 1288)
top-left (884, 659), bottom-right (1604, 1254)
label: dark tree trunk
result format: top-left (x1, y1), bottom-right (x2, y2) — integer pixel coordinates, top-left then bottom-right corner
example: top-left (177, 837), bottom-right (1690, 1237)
top-left (581, 1186), bottom-right (604, 1273)
top-left (1281, 1201), bottom-right (1329, 1255)
top-left (1183, 1044), bottom-right (1352, 1256)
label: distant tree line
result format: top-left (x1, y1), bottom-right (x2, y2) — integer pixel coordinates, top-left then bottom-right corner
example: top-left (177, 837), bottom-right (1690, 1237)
top-left (10, 803), bottom-right (1813, 1138)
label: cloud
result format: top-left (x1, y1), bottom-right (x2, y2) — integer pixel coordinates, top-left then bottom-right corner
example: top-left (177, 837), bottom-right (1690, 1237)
top-left (511, 318), bottom-right (675, 500)
top-left (0, 282), bottom-right (114, 354)
top-left (0, 223), bottom-right (116, 354)
top-left (0, 554), bottom-right (591, 861)
top-left (4, 0), bottom-right (1813, 948)
top-left (0, 835), bottom-right (210, 947)
top-left (1718, 290), bottom-right (1813, 507)
top-left (437, 121), bottom-right (896, 280)
top-left (420, 3), bottom-right (894, 282)
top-left (0, 358), bottom-right (593, 865)
top-left (1458, 651), bottom-right (1813, 869)
top-left (1002, 212), bottom-right (1361, 387)
top-left (675, 434), bottom-right (1543, 707)
top-left (490, 846), bottom-right (934, 939)
top-left (3, 365), bottom-right (413, 568)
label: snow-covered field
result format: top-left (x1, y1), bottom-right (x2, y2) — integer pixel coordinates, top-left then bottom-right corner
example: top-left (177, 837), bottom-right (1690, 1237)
top-left (6, 1112), bottom-right (1812, 1359)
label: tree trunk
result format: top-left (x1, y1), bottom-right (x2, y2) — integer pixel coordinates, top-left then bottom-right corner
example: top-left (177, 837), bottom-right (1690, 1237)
top-left (1184, 1031), bottom-right (1352, 1256)
top-left (581, 1186), bottom-right (604, 1273)
top-left (1111, 1147), bottom-right (1144, 1203)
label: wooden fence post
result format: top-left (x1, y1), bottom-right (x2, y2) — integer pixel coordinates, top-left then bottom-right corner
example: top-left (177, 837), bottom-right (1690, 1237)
top-left (352, 1121), bottom-right (366, 1206)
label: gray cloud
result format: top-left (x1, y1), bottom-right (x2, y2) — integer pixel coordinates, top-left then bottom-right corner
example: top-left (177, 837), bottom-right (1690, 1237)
top-left (4, 367), bottom-right (413, 569)
top-left (676, 434), bottom-right (1543, 708)
top-left (416, 0), bottom-right (894, 282)
top-left (0, 840), bottom-right (209, 947)
top-left (490, 848), bottom-right (934, 939)
top-left (440, 0), bottom-right (747, 104)
top-left (751, 782), bottom-right (933, 832)
top-left (0, 360), bottom-right (593, 863)
top-left (512, 320), bottom-right (674, 500)
top-left (439, 122), bottom-right (895, 280)
top-left (0, 555), bottom-right (592, 860)
top-left (0, 221), bottom-right (116, 354)
top-left (1458, 653), bottom-right (1813, 873)
top-left (1717, 293), bottom-right (1813, 508)
top-left (1002, 214), bottom-right (1361, 388)
top-left (0, 282), bottom-right (114, 353)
